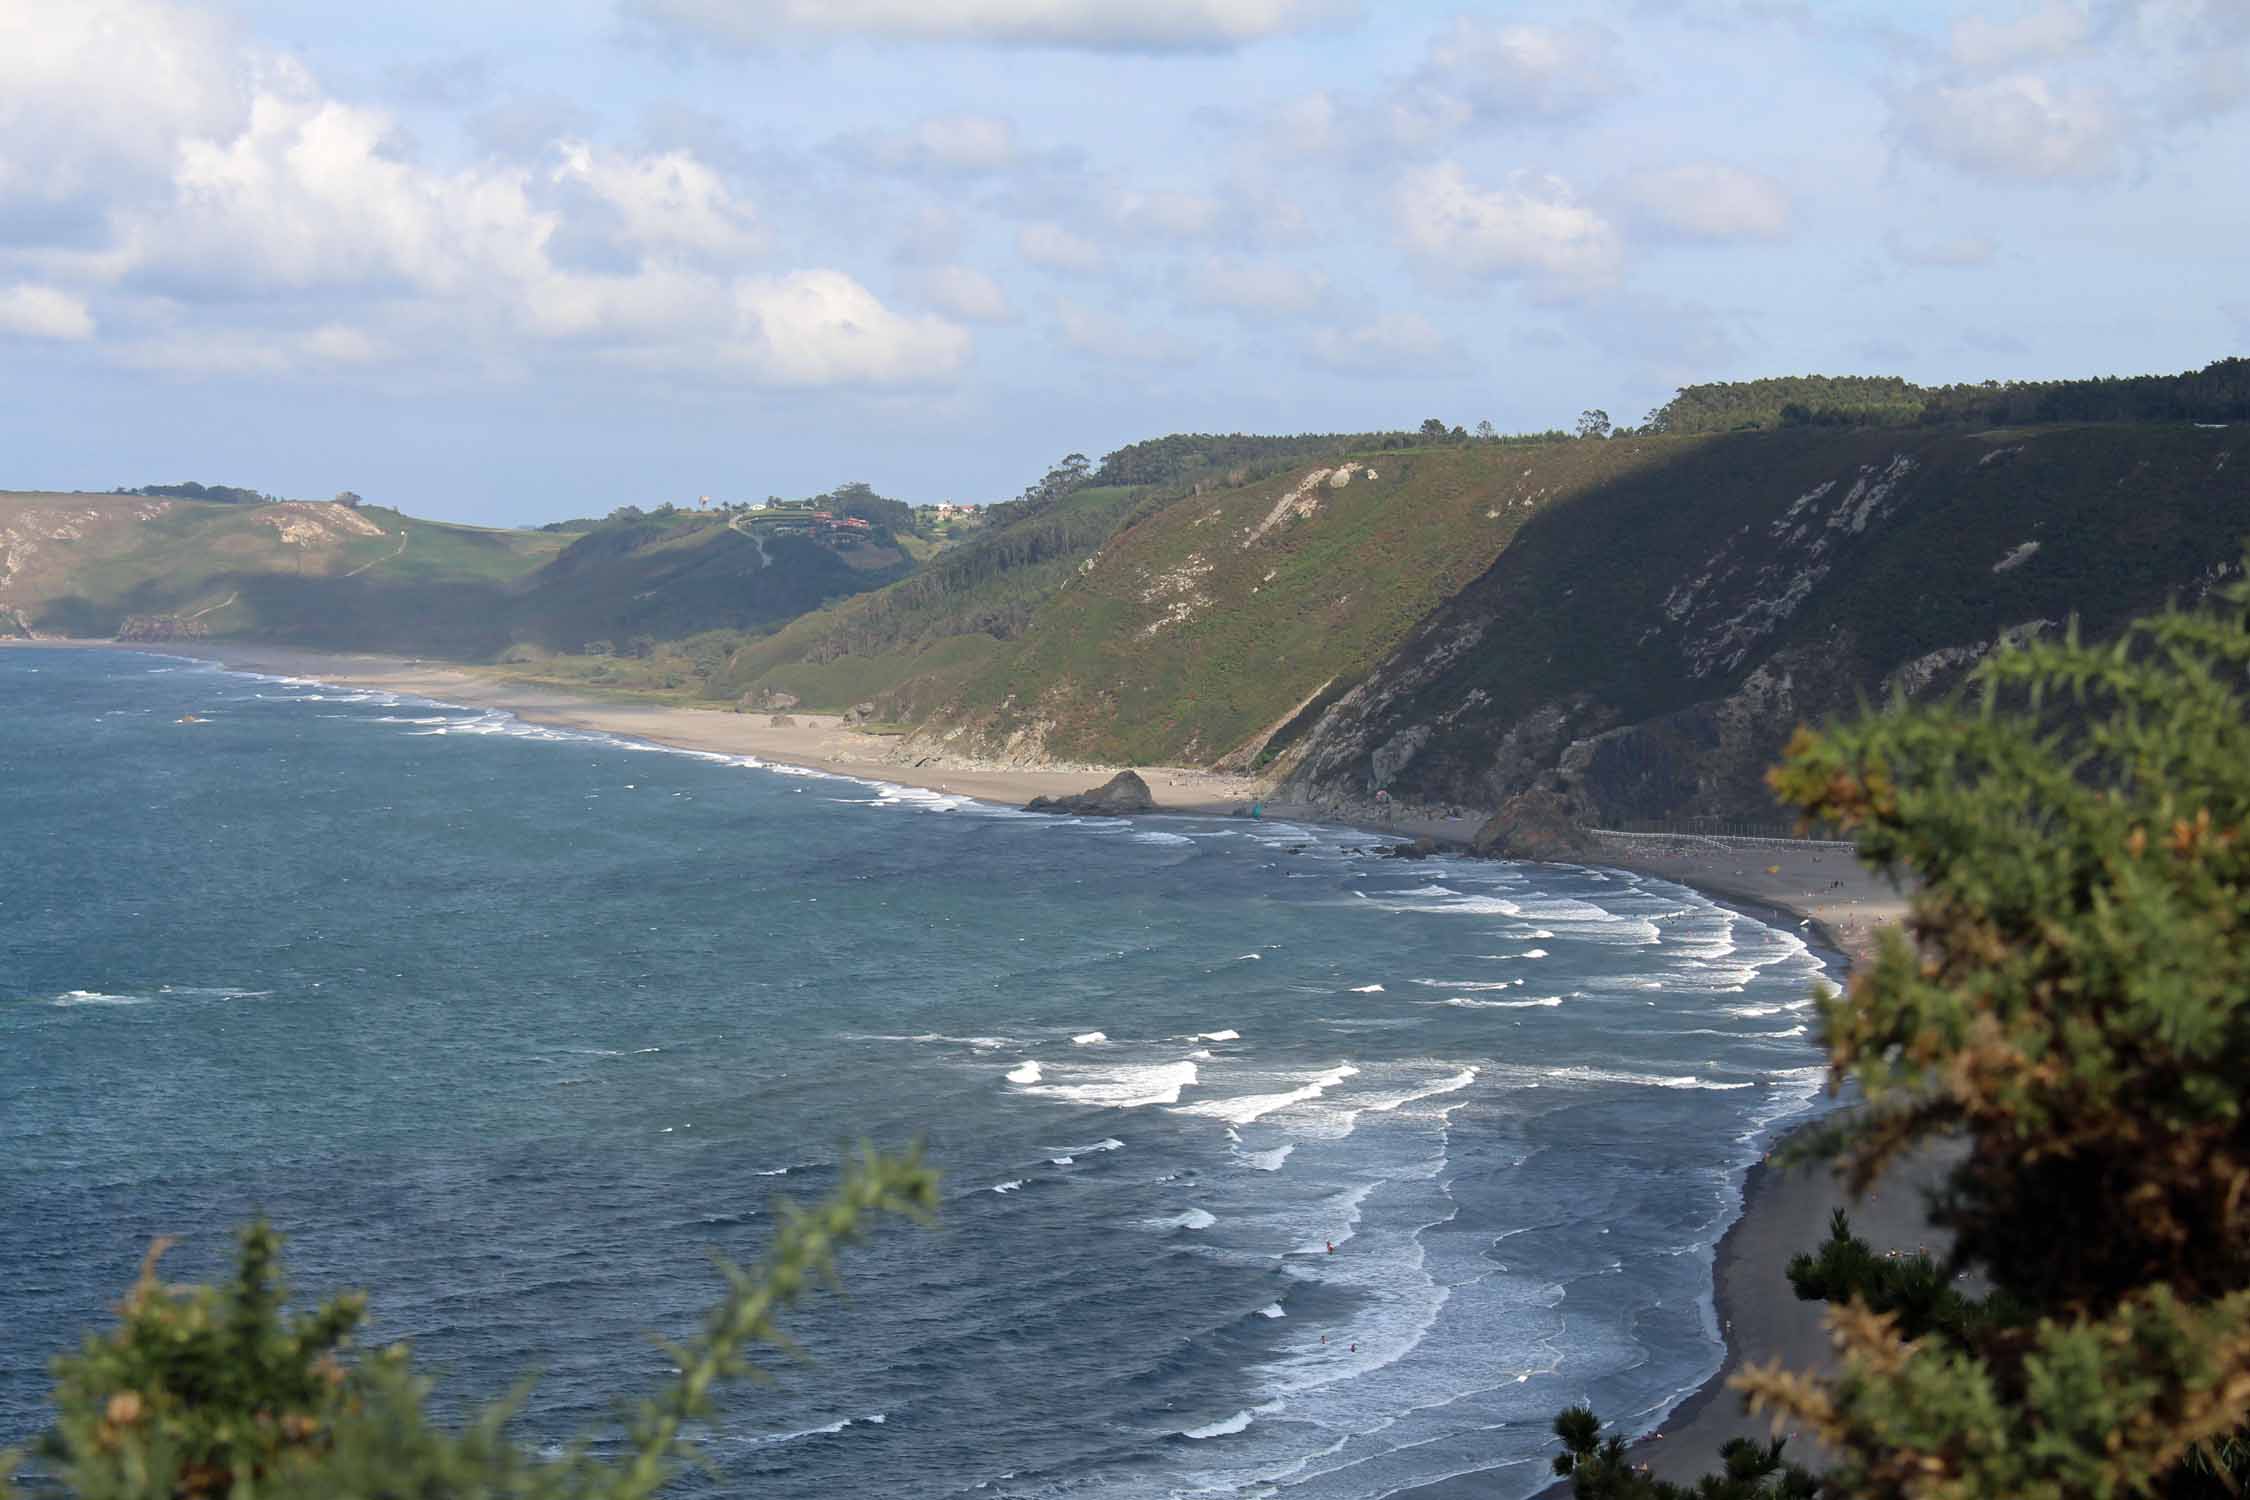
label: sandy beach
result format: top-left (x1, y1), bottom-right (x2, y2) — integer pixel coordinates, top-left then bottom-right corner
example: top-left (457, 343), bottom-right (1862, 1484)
top-left (7, 635), bottom-right (1925, 1497)
top-left (21, 639), bottom-right (1267, 815)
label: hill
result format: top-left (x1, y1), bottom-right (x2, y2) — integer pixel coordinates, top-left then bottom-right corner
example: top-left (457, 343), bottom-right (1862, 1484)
top-left (0, 491), bottom-right (562, 656)
top-left (1272, 421), bottom-right (2248, 827)
top-left (0, 492), bottom-right (909, 662)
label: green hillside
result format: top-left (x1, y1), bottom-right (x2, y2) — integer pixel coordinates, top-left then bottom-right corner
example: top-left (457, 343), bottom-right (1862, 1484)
top-left (0, 491), bottom-right (908, 663)
top-left (711, 483), bottom-right (1145, 713)
top-left (933, 441), bottom-right (1663, 765)
top-left (0, 492), bottom-right (562, 655)
top-left (1275, 420), bottom-right (2249, 823)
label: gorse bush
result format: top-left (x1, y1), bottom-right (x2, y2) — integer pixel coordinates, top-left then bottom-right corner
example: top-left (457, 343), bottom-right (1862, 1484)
top-left (1557, 566), bottom-right (2250, 1495)
top-left (4, 1147), bottom-right (936, 1500)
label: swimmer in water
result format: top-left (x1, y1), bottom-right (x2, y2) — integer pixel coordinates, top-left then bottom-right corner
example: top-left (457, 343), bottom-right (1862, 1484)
top-left (1326, 1241), bottom-right (1335, 1254)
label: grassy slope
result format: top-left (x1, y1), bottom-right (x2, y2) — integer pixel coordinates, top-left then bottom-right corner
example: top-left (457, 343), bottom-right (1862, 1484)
top-left (0, 492), bottom-right (562, 653)
top-left (1277, 422), bottom-right (2250, 814)
top-left (929, 441), bottom-right (1679, 764)
top-left (0, 493), bottom-right (907, 664)
top-left (712, 485), bottom-right (1144, 712)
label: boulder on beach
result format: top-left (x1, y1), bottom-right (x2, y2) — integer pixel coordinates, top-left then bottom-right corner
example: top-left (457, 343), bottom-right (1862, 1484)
top-left (1026, 771), bottom-right (1157, 817)
top-left (1470, 789), bottom-right (1591, 861)
top-left (1381, 835), bottom-right (1440, 860)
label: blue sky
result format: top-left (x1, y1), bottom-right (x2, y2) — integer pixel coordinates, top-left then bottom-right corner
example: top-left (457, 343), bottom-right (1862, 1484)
top-left (1, 0), bottom-right (2244, 525)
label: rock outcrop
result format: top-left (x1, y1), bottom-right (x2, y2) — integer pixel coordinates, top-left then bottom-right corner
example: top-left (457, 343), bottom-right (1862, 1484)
top-left (1026, 771), bottom-right (1156, 817)
top-left (1470, 790), bottom-right (1592, 862)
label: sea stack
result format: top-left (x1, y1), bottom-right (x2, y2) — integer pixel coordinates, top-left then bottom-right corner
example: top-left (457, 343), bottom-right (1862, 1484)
top-left (1025, 771), bottom-right (1156, 816)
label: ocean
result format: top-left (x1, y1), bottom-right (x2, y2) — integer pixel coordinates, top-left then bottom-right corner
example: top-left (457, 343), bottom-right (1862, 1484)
top-left (0, 647), bottom-right (1835, 1498)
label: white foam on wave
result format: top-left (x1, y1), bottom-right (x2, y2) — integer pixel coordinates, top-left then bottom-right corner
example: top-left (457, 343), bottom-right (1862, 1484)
top-left (855, 1031), bottom-right (1017, 1049)
top-left (752, 1161), bottom-right (822, 1177)
top-left (1236, 1143), bottom-right (1295, 1171)
top-left (1150, 1208), bottom-right (1217, 1231)
top-left (1236, 952), bottom-right (1262, 961)
top-left (1257, 1303), bottom-right (1286, 1318)
top-left (1188, 1048), bottom-right (1215, 1060)
top-left (1438, 995), bottom-right (1563, 1009)
top-left (1071, 1030), bottom-right (1107, 1045)
top-left (1360, 1068), bottom-right (1479, 1112)
top-left (753, 1413), bottom-right (886, 1448)
top-left (1006, 1060), bottom-right (1043, 1084)
top-left (1519, 947), bottom-right (1550, 959)
top-left (1180, 1409), bottom-right (1253, 1439)
top-left (1047, 1137), bottom-right (1124, 1156)
top-left (1542, 1064), bottom-right (1753, 1091)
top-left (50, 989), bottom-right (149, 1007)
top-left (1412, 978), bottom-right (1518, 991)
top-left (1348, 983), bottom-right (1385, 993)
top-left (1192, 1029), bottom-right (1241, 1042)
top-left (157, 985), bottom-right (274, 1000)
top-left (1132, 830), bottom-right (1195, 846)
top-left (992, 1180), bottom-right (1024, 1194)
top-left (1024, 1060), bottom-right (1199, 1108)
top-left (1173, 1063), bottom-right (1359, 1126)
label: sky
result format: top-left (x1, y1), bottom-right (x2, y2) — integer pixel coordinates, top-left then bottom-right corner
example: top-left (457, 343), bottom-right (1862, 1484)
top-left (1, 0), bottom-right (2245, 525)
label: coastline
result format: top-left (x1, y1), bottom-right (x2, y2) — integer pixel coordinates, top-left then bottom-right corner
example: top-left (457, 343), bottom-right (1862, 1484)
top-left (7, 635), bottom-right (1917, 1497)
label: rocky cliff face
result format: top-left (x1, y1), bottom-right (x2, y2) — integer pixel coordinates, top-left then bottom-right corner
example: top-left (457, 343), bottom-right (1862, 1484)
top-left (1277, 424), bottom-right (2245, 826)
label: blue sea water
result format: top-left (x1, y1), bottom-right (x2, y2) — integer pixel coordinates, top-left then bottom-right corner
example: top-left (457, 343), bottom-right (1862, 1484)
top-left (0, 647), bottom-right (1836, 1498)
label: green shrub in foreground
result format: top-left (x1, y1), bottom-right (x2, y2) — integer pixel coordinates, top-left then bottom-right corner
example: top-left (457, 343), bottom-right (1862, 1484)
top-left (4, 1147), bottom-right (936, 1500)
top-left (1558, 565), bottom-right (2250, 1495)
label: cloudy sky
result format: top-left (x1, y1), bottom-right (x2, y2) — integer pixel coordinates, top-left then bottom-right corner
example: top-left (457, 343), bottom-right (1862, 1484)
top-left (2, 0), bottom-right (2244, 524)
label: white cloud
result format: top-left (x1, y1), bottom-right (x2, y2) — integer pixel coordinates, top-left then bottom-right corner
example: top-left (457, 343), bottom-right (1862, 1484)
top-left (915, 114), bottom-right (1017, 170)
top-left (0, 4), bottom-right (966, 390)
top-left (0, 283), bottom-right (95, 340)
top-left (1620, 163), bottom-right (1791, 242)
top-left (1418, 18), bottom-right (1626, 122)
top-left (920, 264), bottom-right (1015, 322)
top-left (1110, 189), bottom-right (1222, 239)
top-left (1949, 2), bottom-right (2091, 68)
top-left (1886, 231), bottom-right (1998, 266)
top-left (1397, 163), bottom-right (1621, 290)
top-left (1054, 298), bottom-right (1197, 364)
top-left (553, 140), bottom-right (762, 258)
top-left (1896, 72), bottom-right (2122, 178)
top-left (302, 323), bottom-right (387, 364)
top-left (1182, 254), bottom-right (1327, 317)
top-left (1304, 312), bottom-right (1460, 373)
top-left (0, 0), bottom-right (245, 202)
top-left (626, 0), bottom-right (1356, 51)
top-left (856, 114), bottom-right (1019, 173)
top-left (729, 270), bottom-right (970, 385)
top-left (1018, 221), bottom-right (1108, 273)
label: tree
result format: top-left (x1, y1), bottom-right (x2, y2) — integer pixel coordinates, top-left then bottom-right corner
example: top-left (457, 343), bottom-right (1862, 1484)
top-left (582, 639), bottom-right (613, 657)
top-left (1576, 409), bottom-right (1612, 439)
top-left (1551, 1406), bottom-right (1819, 1498)
top-left (332, 491), bottom-right (363, 509)
top-left (1566, 569), bottom-right (2250, 1496)
top-left (1419, 418), bottom-right (1449, 440)
top-left (8, 1150), bottom-right (935, 1499)
top-left (1475, 420), bottom-right (1498, 442)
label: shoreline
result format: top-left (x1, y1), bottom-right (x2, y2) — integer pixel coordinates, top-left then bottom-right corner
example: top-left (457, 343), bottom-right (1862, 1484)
top-left (7, 635), bottom-right (1915, 1497)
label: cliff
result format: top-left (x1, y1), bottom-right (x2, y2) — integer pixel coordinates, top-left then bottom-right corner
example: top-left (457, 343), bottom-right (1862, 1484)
top-left (1272, 423), bottom-right (2245, 825)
